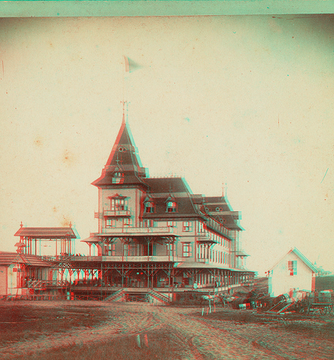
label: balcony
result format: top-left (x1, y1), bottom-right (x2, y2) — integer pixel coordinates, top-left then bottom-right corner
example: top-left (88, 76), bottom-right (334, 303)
top-left (94, 210), bottom-right (130, 218)
top-left (99, 227), bottom-right (175, 236)
top-left (70, 255), bottom-right (182, 262)
top-left (102, 255), bottom-right (181, 262)
top-left (197, 233), bottom-right (218, 244)
top-left (205, 219), bottom-right (234, 240)
top-left (103, 209), bottom-right (130, 217)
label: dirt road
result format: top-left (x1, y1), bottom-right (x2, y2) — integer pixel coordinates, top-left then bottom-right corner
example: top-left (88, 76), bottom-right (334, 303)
top-left (0, 302), bottom-right (333, 359)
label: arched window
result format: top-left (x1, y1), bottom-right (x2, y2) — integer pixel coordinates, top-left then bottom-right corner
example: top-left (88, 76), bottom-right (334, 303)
top-left (166, 201), bottom-right (177, 213)
top-left (145, 201), bottom-right (155, 213)
top-left (110, 196), bottom-right (126, 211)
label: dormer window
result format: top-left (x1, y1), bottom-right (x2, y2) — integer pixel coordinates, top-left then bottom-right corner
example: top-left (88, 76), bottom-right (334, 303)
top-left (112, 172), bottom-right (124, 184)
top-left (166, 201), bottom-right (177, 213)
top-left (145, 201), bottom-right (155, 213)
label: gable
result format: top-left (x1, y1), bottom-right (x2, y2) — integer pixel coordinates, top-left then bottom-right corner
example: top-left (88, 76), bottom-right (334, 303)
top-left (269, 248), bottom-right (317, 274)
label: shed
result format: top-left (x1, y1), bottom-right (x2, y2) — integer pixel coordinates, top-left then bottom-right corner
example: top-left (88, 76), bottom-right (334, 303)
top-left (0, 252), bottom-right (51, 297)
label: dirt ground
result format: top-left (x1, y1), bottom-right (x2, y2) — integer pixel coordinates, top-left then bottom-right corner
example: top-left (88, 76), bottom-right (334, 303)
top-left (0, 301), bottom-right (333, 359)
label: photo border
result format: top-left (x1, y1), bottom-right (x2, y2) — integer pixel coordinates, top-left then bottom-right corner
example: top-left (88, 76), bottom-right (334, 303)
top-left (1, 1), bottom-right (334, 18)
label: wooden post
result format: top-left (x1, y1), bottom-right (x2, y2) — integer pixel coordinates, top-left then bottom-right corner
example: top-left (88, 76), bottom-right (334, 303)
top-left (101, 262), bottom-right (103, 300)
top-left (147, 263), bottom-right (150, 288)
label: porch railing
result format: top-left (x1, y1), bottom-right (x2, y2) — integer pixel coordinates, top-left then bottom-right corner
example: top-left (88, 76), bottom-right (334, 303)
top-left (26, 279), bottom-right (68, 288)
top-left (70, 255), bottom-right (182, 262)
top-left (98, 227), bottom-right (175, 235)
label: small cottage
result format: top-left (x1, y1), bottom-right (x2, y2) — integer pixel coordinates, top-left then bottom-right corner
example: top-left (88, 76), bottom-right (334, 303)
top-left (268, 248), bottom-right (317, 297)
top-left (0, 252), bottom-right (52, 298)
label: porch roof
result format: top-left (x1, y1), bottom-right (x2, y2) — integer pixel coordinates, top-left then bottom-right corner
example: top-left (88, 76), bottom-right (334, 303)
top-left (14, 227), bottom-right (76, 239)
top-left (173, 262), bottom-right (252, 272)
top-left (0, 252), bottom-right (51, 267)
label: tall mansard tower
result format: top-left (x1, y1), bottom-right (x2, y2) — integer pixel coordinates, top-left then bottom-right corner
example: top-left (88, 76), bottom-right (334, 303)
top-left (92, 118), bottom-right (148, 233)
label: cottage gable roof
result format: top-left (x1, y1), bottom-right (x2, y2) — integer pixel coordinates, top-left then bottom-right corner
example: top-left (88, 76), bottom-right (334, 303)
top-left (268, 247), bottom-right (317, 273)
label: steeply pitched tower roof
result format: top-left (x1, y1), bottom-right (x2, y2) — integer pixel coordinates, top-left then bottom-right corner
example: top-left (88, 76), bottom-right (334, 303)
top-left (92, 119), bottom-right (147, 187)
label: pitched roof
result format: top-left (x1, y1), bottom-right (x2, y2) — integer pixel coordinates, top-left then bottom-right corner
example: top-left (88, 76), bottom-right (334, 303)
top-left (106, 120), bottom-right (142, 169)
top-left (0, 252), bottom-right (51, 267)
top-left (191, 195), bottom-right (243, 231)
top-left (144, 177), bottom-right (191, 195)
top-left (93, 173), bottom-right (148, 188)
top-left (268, 247), bottom-right (318, 272)
top-left (14, 227), bottom-right (76, 239)
top-left (236, 250), bottom-right (249, 257)
top-left (92, 120), bottom-right (147, 187)
top-left (291, 248), bottom-right (318, 272)
top-left (142, 196), bottom-right (199, 219)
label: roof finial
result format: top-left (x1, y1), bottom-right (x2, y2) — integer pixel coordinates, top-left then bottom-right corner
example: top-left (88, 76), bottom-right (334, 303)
top-left (222, 183), bottom-right (227, 197)
top-left (126, 101), bottom-right (129, 124)
top-left (20, 221), bottom-right (23, 228)
top-left (120, 100), bottom-right (126, 125)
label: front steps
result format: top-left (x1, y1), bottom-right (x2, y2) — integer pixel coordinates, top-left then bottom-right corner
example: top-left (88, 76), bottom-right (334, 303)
top-left (104, 288), bottom-right (170, 305)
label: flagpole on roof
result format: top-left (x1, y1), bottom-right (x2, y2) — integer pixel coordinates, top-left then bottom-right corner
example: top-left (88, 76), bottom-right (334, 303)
top-left (121, 56), bottom-right (142, 124)
top-left (121, 56), bottom-right (130, 125)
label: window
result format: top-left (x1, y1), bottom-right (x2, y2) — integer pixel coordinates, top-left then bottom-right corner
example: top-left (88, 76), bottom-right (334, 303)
top-left (182, 243), bottom-right (192, 257)
top-left (143, 219), bottom-right (155, 228)
top-left (112, 172), bottom-right (124, 184)
top-left (110, 197), bottom-right (126, 211)
top-left (198, 221), bottom-right (205, 233)
top-left (288, 260), bottom-right (297, 276)
top-left (108, 243), bottom-right (116, 256)
top-left (105, 219), bottom-right (116, 228)
top-left (167, 221), bottom-right (176, 227)
top-left (183, 221), bottom-right (192, 232)
top-left (198, 244), bottom-right (205, 259)
top-left (166, 201), bottom-right (177, 213)
top-left (145, 201), bottom-right (155, 213)
top-left (123, 218), bottom-right (130, 227)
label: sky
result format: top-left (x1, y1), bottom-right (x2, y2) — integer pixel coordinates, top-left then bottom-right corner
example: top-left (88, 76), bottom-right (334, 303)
top-left (1, 16), bottom-right (333, 275)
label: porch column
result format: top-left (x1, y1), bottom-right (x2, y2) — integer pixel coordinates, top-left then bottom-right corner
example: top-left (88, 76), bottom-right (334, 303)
top-left (121, 264), bottom-right (124, 288)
